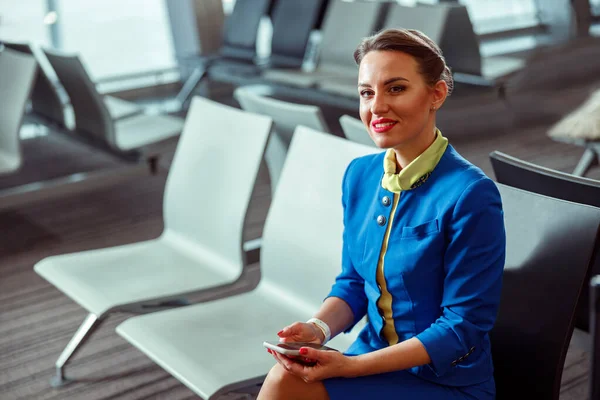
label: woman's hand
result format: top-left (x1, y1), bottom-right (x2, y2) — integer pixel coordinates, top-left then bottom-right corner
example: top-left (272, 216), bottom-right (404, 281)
top-left (277, 322), bottom-right (324, 345)
top-left (270, 347), bottom-right (357, 382)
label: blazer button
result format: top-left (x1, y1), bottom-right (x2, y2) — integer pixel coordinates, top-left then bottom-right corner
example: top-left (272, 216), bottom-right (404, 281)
top-left (382, 316), bottom-right (387, 324)
top-left (382, 196), bottom-right (391, 206)
top-left (377, 215), bottom-right (386, 226)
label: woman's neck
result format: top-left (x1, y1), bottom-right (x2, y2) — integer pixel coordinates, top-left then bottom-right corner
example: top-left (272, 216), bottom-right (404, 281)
top-left (392, 126), bottom-right (437, 171)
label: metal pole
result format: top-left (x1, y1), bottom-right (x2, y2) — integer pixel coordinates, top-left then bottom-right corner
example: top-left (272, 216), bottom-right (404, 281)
top-left (46, 0), bottom-right (61, 48)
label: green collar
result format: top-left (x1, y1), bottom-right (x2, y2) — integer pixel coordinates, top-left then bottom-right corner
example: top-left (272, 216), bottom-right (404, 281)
top-left (381, 129), bottom-right (448, 193)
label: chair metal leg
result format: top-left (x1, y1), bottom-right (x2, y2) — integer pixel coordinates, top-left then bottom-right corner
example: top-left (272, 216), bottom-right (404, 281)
top-left (572, 147), bottom-right (598, 177)
top-left (175, 66), bottom-right (208, 109)
top-left (50, 313), bottom-right (103, 387)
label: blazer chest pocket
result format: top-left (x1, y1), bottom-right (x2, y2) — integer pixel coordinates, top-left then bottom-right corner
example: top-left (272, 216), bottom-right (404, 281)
top-left (401, 219), bottom-right (440, 239)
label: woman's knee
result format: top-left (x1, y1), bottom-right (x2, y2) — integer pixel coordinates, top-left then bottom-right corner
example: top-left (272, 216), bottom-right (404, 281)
top-left (263, 363), bottom-right (299, 388)
top-left (259, 363), bottom-right (329, 400)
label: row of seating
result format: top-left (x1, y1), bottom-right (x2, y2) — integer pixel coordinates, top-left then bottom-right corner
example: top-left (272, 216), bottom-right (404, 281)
top-left (33, 95), bottom-right (600, 400)
top-left (180, 0), bottom-right (531, 106)
top-left (0, 42), bottom-right (185, 210)
top-left (0, 42), bottom-right (183, 155)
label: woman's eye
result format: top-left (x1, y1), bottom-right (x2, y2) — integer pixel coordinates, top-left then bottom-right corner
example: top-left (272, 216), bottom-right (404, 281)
top-left (359, 90), bottom-right (374, 98)
top-left (389, 86), bottom-right (405, 93)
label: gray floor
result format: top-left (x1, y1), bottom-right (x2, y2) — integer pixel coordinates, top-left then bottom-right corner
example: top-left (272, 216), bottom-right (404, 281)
top-left (0, 73), bottom-right (599, 399)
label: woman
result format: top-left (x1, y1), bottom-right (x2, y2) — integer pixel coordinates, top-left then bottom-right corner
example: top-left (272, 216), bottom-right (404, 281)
top-left (257, 28), bottom-right (506, 400)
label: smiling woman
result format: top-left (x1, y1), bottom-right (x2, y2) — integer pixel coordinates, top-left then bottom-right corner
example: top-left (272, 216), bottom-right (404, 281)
top-left (257, 28), bottom-right (506, 400)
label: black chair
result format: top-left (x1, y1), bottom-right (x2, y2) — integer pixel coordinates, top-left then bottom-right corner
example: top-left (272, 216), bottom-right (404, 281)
top-left (591, 275), bottom-right (600, 400)
top-left (590, 275), bottom-right (600, 399)
top-left (177, 0), bottom-right (329, 106)
top-left (1, 41), bottom-right (66, 128)
top-left (492, 183), bottom-right (600, 400)
top-left (490, 150), bottom-right (600, 332)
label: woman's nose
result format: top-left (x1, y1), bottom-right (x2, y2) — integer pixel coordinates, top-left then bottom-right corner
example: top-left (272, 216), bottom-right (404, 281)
top-left (371, 94), bottom-right (389, 115)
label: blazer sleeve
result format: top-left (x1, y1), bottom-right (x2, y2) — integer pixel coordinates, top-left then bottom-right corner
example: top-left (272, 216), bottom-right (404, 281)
top-left (327, 158), bottom-right (368, 332)
top-left (415, 177), bottom-right (506, 377)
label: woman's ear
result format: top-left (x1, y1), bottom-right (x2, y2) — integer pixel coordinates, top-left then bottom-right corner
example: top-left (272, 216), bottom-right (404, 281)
top-left (431, 80), bottom-right (448, 110)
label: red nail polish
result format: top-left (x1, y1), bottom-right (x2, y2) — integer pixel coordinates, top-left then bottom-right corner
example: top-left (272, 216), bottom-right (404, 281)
top-left (277, 330), bottom-right (284, 336)
top-left (299, 348), bottom-right (308, 355)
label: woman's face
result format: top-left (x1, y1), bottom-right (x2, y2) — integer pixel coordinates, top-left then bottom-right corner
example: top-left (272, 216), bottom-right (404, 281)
top-left (358, 50), bottom-right (444, 150)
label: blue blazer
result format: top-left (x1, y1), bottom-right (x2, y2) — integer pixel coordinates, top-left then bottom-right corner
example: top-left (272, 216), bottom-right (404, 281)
top-left (328, 144), bottom-right (506, 387)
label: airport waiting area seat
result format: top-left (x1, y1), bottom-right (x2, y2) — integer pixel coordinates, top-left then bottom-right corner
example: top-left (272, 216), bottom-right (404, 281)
top-left (115, 127), bottom-right (378, 399)
top-left (339, 114), bottom-right (374, 147)
top-left (33, 97), bottom-right (273, 387)
top-left (178, 0), bottom-right (329, 106)
top-left (382, 3), bottom-right (525, 90)
top-left (43, 49), bottom-right (184, 154)
top-left (490, 184), bottom-right (600, 400)
top-left (234, 85), bottom-right (330, 192)
top-left (263, 0), bottom-right (387, 92)
top-left (0, 48), bottom-right (38, 176)
top-left (1, 41), bottom-right (66, 128)
top-left (592, 275), bottom-right (600, 400)
top-left (115, 127), bottom-right (600, 399)
top-left (489, 150), bottom-right (600, 334)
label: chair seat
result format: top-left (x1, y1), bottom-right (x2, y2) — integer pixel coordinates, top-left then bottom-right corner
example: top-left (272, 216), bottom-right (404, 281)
top-left (116, 285), bottom-right (358, 399)
top-left (34, 235), bottom-right (241, 316)
top-left (115, 113), bottom-right (184, 151)
top-left (481, 56), bottom-right (525, 82)
top-left (104, 95), bottom-right (143, 120)
top-left (0, 150), bottom-right (21, 175)
top-left (262, 64), bottom-right (351, 89)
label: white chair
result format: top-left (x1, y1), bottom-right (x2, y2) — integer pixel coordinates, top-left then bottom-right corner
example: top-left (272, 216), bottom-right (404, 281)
top-left (34, 96), bottom-right (273, 387)
top-left (234, 86), bottom-right (330, 193)
top-left (0, 48), bottom-right (38, 175)
top-left (339, 114), bottom-right (375, 147)
top-left (1, 41), bottom-right (67, 128)
top-left (43, 49), bottom-right (184, 152)
top-left (116, 126), bottom-right (378, 399)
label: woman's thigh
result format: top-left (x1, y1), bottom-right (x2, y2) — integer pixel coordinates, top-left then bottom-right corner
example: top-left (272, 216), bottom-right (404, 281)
top-left (324, 370), bottom-right (495, 400)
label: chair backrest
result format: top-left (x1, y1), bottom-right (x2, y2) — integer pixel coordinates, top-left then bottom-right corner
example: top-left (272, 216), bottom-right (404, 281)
top-left (259, 126), bottom-right (378, 314)
top-left (43, 49), bottom-right (115, 148)
top-left (1, 41), bottom-right (65, 127)
top-left (383, 3), bottom-right (483, 77)
top-left (492, 184), bottom-right (600, 400)
top-left (339, 115), bottom-right (375, 147)
top-left (269, 0), bottom-right (329, 68)
top-left (490, 150), bottom-right (600, 332)
top-left (318, 0), bottom-right (388, 70)
top-left (162, 96), bottom-right (272, 274)
top-left (220, 0), bottom-right (271, 62)
top-left (234, 86), bottom-right (329, 141)
top-left (592, 274), bottom-right (600, 400)
top-left (0, 48), bottom-right (37, 174)
top-left (192, 0), bottom-right (224, 56)
top-left (234, 86), bottom-right (330, 190)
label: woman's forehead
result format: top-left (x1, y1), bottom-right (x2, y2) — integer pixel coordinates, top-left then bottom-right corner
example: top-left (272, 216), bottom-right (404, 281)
top-left (358, 50), bottom-right (420, 81)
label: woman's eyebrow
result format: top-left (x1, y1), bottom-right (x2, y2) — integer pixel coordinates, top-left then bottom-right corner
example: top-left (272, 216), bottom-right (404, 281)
top-left (358, 77), bottom-right (409, 88)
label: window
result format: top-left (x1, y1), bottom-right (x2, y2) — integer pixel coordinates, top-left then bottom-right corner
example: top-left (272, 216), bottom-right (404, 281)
top-left (0, 0), bottom-right (50, 45)
top-left (53, 0), bottom-right (176, 81)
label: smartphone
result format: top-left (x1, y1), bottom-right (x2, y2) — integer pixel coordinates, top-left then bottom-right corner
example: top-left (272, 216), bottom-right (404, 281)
top-left (262, 341), bottom-right (337, 357)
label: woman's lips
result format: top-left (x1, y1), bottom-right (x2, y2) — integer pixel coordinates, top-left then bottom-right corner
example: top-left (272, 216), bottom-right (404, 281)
top-left (371, 119), bottom-right (397, 133)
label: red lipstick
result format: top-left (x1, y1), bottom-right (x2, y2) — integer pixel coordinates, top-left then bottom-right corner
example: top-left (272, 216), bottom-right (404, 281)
top-left (371, 118), bottom-right (397, 133)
